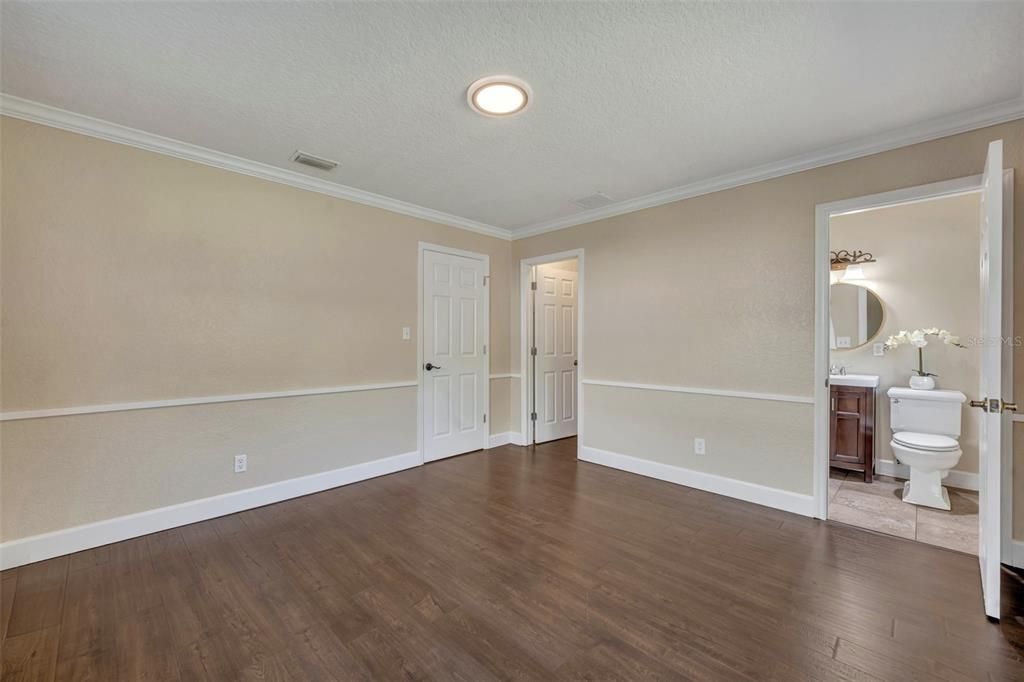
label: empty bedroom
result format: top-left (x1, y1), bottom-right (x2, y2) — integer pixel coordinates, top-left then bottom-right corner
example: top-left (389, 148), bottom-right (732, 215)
top-left (2, 2), bottom-right (1024, 680)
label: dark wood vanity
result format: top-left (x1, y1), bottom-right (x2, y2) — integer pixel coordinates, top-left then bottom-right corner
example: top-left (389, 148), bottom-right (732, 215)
top-left (829, 384), bottom-right (875, 482)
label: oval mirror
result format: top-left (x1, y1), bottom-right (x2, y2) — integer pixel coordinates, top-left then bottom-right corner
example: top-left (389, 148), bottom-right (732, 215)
top-left (830, 283), bottom-right (884, 350)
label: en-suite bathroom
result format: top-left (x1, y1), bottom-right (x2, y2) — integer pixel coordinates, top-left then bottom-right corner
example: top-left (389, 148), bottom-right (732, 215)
top-left (828, 191), bottom-right (981, 554)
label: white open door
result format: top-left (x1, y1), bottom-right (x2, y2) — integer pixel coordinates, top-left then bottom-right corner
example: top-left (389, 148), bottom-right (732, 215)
top-left (422, 247), bottom-right (488, 462)
top-left (975, 139), bottom-right (1010, 621)
top-left (532, 263), bottom-right (578, 443)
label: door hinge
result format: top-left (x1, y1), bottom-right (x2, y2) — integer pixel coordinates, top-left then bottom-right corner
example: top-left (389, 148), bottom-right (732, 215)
top-left (531, 346), bottom-right (537, 356)
top-left (530, 412), bottom-right (537, 421)
top-left (483, 275), bottom-right (490, 286)
top-left (530, 281), bottom-right (538, 291)
top-left (483, 413), bottom-right (487, 423)
top-left (483, 344), bottom-right (487, 354)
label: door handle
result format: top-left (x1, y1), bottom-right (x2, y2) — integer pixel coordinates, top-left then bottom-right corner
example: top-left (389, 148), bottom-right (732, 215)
top-left (424, 362), bottom-right (442, 371)
top-left (969, 398), bottom-right (1016, 413)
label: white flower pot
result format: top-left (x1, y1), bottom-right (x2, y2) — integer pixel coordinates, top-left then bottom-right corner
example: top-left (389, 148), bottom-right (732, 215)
top-left (909, 375), bottom-right (936, 390)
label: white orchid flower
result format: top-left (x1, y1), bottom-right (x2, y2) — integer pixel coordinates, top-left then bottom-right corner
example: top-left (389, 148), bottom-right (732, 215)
top-left (909, 330), bottom-right (928, 347)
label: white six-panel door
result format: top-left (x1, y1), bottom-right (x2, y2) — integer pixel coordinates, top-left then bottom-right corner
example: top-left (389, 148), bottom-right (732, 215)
top-left (533, 264), bottom-right (578, 443)
top-left (422, 248), bottom-right (488, 462)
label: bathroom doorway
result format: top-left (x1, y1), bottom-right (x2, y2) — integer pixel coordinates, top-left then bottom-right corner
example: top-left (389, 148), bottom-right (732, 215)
top-left (814, 142), bottom-right (1013, 620)
top-left (826, 190), bottom-right (983, 553)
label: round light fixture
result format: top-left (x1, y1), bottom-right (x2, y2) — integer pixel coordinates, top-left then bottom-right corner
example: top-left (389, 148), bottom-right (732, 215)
top-left (467, 76), bottom-right (531, 117)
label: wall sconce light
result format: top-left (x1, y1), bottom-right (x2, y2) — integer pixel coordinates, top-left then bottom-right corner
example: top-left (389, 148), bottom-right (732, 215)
top-left (830, 250), bottom-right (875, 281)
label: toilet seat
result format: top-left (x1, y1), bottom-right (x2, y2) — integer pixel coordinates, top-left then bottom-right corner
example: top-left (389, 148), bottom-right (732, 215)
top-left (892, 431), bottom-right (959, 452)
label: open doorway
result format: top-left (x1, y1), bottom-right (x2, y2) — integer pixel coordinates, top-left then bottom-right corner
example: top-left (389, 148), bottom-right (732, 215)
top-left (826, 191), bottom-right (983, 552)
top-left (814, 142), bottom-right (1014, 620)
top-left (519, 251), bottom-right (584, 447)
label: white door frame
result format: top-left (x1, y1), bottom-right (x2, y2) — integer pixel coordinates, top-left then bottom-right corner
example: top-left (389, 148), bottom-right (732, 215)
top-left (519, 249), bottom-right (585, 455)
top-left (813, 172), bottom-right (1015, 563)
top-left (417, 241), bottom-right (490, 464)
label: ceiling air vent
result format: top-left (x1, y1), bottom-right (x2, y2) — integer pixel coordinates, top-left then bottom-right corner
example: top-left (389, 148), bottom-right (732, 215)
top-left (291, 150), bottom-right (338, 171)
top-left (573, 192), bottom-right (614, 210)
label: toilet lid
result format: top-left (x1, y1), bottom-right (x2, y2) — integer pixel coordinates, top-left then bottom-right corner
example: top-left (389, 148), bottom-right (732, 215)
top-left (892, 431), bottom-right (959, 452)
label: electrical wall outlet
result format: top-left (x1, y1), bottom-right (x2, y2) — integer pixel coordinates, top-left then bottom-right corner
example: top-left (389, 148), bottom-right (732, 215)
top-left (234, 454), bottom-right (248, 473)
top-left (836, 337), bottom-right (852, 348)
top-left (694, 437), bottom-right (706, 455)
top-left (873, 342), bottom-right (885, 356)
top-left (402, 326), bottom-right (411, 340)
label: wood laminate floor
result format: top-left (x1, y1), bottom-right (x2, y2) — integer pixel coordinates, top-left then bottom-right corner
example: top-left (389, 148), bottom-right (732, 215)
top-left (3, 437), bottom-right (1024, 681)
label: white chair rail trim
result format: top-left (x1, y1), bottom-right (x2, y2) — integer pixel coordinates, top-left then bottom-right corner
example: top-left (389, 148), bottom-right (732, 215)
top-left (582, 378), bottom-right (814, 404)
top-left (0, 381), bottom-right (419, 421)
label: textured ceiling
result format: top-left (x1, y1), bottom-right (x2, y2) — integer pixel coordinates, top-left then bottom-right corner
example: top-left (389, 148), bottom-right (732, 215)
top-left (2, 2), bottom-right (1023, 234)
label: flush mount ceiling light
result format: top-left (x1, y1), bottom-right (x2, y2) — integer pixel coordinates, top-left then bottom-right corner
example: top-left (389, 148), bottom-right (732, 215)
top-left (467, 75), bottom-right (532, 117)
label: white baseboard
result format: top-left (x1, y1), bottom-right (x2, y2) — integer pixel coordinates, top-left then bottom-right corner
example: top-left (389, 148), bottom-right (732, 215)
top-left (580, 446), bottom-right (816, 517)
top-left (1010, 540), bottom-right (1024, 569)
top-left (873, 459), bottom-right (979, 491)
top-left (488, 432), bottom-right (525, 448)
top-left (0, 450), bottom-right (421, 570)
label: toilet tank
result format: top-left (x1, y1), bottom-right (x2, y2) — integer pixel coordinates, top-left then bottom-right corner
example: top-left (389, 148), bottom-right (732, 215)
top-left (887, 387), bottom-right (966, 437)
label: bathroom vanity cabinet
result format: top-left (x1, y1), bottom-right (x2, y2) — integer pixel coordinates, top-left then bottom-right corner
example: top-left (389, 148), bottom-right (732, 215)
top-left (829, 384), bottom-right (875, 482)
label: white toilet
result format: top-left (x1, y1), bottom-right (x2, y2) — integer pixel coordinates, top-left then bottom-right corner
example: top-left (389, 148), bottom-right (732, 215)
top-left (887, 387), bottom-right (966, 510)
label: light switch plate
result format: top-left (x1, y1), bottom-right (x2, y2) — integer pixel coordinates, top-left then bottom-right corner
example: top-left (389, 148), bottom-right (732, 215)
top-left (402, 326), bottom-right (411, 340)
top-left (873, 343), bottom-right (885, 356)
top-left (694, 437), bottom-right (706, 455)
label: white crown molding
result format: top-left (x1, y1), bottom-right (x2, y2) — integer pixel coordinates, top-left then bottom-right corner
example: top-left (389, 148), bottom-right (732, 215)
top-left (512, 96), bottom-right (1024, 239)
top-left (6, 93), bottom-right (1022, 244)
top-left (0, 380), bottom-right (418, 421)
top-left (0, 94), bottom-right (513, 241)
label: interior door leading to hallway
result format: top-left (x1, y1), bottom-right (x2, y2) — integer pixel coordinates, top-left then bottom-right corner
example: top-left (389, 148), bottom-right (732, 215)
top-left (532, 263), bottom-right (578, 443)
top-left (422, 247), bottom-right (488, 462)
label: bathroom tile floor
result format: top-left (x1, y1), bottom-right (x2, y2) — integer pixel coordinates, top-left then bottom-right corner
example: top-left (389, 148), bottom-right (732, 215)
top-left (829, 468), bottom-right (979, 555)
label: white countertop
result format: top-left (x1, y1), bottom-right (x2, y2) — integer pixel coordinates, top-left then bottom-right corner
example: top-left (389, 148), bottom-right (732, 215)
top-left (829, 374), bottom-right (880, 388)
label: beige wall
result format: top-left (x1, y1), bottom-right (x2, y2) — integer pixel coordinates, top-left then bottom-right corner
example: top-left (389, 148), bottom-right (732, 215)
top-left (830, 193), bottom-right (982, 474)
top-left (511, 118), bottom-right (1024, 536)
top-left (1, 117), bottom-right (513, 410)
top-left (2, 389), bottom-right (416, 539)
top-left (0, 117), bottom-right (513, 540)
top-left (4, 113), bottom-right (1024, 546)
